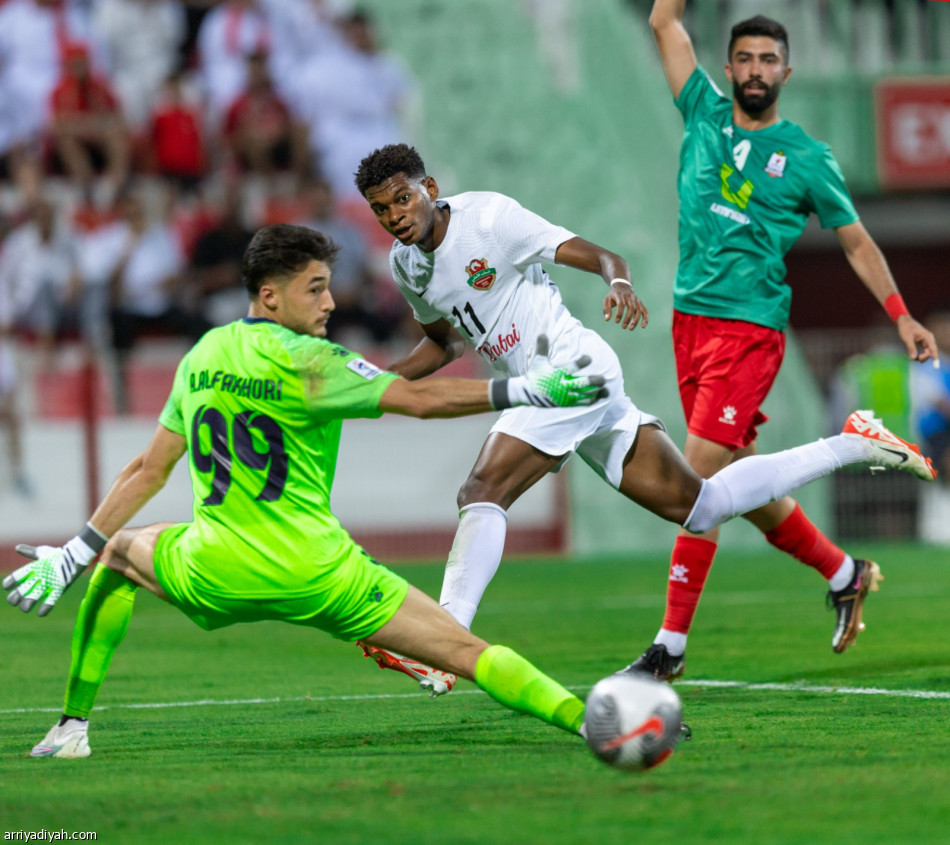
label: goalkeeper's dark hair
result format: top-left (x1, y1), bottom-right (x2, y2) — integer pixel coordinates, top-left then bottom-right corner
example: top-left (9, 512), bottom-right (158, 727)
top-left (242, 224), bottom-right (340, 295)
top-left (728, 15), bottom-right (789, 62)
top-left (354, 143), bottom-right (427, 196)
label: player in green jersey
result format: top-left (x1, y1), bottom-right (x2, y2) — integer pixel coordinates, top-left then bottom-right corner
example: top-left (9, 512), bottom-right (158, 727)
top-left (2, 224), bottom-right (611, 758)
top-left (630, 1), bottom-right (941, 681)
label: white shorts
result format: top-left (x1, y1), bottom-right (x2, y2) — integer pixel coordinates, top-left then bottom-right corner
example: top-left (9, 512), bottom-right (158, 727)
top-left (490, 327), bottom-right (661, 489)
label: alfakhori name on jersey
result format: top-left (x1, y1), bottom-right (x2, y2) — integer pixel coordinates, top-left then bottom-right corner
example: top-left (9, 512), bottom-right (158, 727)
top-left (189, 369), bottom-right (284, 401)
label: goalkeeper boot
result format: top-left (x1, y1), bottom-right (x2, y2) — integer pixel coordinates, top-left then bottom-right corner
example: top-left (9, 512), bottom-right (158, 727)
top-left (842, 410), bottom-right (937, 481)
top-left (31, 716), bottom-right (90, 758)
top-left (356, 642), bottom-right (457, 697)
top-left (621, 643), bottom-right (685, 683)
top-left (828, 558), bottom-right (882, 654)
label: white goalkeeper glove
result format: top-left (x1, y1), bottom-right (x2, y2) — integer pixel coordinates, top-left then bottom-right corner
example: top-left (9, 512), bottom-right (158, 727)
top-left (489, 335), bottom-right (608, 409)
top-left (3, 524), bottom-right (107, 617)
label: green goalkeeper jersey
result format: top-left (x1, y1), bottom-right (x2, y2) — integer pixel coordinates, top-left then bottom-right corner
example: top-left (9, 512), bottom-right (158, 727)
top-left (157, 317), bottom-right (398, 598)
top-left (673, 66), bottom-right (859, 331)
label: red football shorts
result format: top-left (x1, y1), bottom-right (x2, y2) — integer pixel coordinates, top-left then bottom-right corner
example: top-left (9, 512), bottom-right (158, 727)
top-left (672, 310), bottom-right (786, 451)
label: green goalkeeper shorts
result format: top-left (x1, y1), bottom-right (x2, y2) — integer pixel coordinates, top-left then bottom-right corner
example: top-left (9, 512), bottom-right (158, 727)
top-left (153, 523), bottom-right (409, 641)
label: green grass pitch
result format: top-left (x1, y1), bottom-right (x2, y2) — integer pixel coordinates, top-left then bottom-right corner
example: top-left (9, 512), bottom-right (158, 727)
top-left (2, 544), bottom-right (950, 844)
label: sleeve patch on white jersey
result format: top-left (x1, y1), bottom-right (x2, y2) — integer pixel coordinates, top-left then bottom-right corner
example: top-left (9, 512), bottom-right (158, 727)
top-left (346, 359), bottom-right (385, 380)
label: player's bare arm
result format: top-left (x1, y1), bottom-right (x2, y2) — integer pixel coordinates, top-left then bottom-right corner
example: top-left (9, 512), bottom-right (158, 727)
top-left (4, 424), bottom-right (186, 615)
top-left (649, 0), bottom-right (697, 99)
top-left (387, 318), bottom-right (467, 380)
top-left (835, 221), bottom-right (939, 365)
top-left (554, 236), bottom-right (648, 331)
top-left (380, 376), bottom-right (500, 418)
top-left (85, 425), bottom-right (187, 537)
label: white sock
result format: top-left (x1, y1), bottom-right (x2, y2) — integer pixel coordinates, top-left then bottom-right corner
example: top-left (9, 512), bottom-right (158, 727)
top-left (822, 433), bottom-right (871, 465)
top-left (828, 555), bottom-right (856, 591)
top-left (439, 502), bottom-right (508, 629)
top-left (685, 437), bottom-right (864, 534)
top-left (654, 629), bottom-right (687, 656)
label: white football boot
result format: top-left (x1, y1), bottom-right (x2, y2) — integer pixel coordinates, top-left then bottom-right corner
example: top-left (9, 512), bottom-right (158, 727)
top-left (842, 410), bottom-right (937, 481)
top-left (31, 717), bottom-right (90, 758)
top-left (357, 642), bottom-right (457, 697)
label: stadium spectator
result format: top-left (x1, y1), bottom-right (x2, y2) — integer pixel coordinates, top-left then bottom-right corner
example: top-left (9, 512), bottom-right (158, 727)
top-left (188, 181), bottom-right (255, 326)
top-left (351, 143), bottom-right (936, 694)
top-left (0, 217), bottom-right (32, 497)
top-left (107, 186), bottom-right (211, 413)
top-left (290, 9), bottom-right (417, 197)
top-left (826, 324), bottom-right (922, 542)
top-left (294, 177), bottom-right (398, 346)
top-left (0, 197), bottom-right (81, 360)
top-left (0, 0), bottom-right (106, 152)
top-left (829, 320), bottom-right (914, 438)
top-left (148, 70), bottom-right (207, 195)
top-left (222, 50), bottom-right (309, 183)
top-left (72, 205), bottom-right (128, 352)
top-left (0, 335), bottom-right (31, 496)
top-left (257, 0), bottom-right (345, 104)
top-left (178, 0), bottom-right (217, 65)
top-left (911, 310), bottom-right (950, 483)
top-left (92, 0), bottom-right (188, 131)
top-left (4, 223), bottom-right (609, 757)
top-left (48, 42), bottom-right (130, 206)
top-left (623, 0), bottom-right (940, 680)
top-left (196, 0), bottom-right (272, 128)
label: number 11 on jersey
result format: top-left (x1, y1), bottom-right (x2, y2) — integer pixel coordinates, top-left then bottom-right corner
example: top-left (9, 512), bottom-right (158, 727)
top-left (452, 302), bottom-right (486, 337)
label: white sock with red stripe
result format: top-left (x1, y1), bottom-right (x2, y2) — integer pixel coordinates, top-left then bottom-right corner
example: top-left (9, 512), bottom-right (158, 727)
top-left (828, 557), bottom-right (857, 592)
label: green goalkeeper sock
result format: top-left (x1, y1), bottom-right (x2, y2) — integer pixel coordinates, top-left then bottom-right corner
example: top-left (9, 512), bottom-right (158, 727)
top-left (474, 644), bottom-right (585, 734)
top-left (63, 565), bottom-right (138, 718)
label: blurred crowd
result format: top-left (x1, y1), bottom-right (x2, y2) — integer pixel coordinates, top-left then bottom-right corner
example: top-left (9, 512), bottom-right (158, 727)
top-left (0, 0), bottom-right (419, 196)
top-left (0, 0), bottom-right (425, 494)
top-left (0, 0), bottom-right (419, 381)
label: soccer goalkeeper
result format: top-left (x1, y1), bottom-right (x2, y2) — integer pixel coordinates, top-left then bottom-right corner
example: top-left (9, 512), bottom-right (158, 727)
top-left (3, 224), bottom-right (608, 758)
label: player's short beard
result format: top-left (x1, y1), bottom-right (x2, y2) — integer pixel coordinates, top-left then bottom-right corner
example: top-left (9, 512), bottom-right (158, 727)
top-left (733, 78), bottom-right (781, 116)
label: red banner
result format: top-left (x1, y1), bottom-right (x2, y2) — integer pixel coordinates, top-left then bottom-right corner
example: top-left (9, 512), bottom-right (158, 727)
top-left (875, 77), bottom-right (950, 190)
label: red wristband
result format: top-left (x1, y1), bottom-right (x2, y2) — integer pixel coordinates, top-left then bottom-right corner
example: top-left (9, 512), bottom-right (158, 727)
top-left (884, 293), bottom-right (909, 323)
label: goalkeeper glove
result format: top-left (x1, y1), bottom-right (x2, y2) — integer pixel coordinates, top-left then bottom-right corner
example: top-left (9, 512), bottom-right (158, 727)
top-left (3, 524), bottom-right (107, 617)
top-left (490, 334), bottom-right (608, 410)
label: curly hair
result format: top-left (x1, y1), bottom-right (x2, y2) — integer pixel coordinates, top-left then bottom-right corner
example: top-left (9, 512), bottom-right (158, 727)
top-left (729, 15), bottom-right (789, 62)
top-left (354, 143), bottom-right (427, 196)
top-left (242, 224), bottom-right (340, 295)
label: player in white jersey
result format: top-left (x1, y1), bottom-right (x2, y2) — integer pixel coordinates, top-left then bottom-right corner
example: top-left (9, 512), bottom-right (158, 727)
top-left (386, 187), bottom-right (653, 488)
top-left (352, 143), bottom-right (937, 696)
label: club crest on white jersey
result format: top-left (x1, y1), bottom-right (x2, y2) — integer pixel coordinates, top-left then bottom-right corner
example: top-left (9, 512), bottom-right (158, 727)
top-left (388, 191), bottom-right (578, 378)
top-left (465, 258), bottom-right (497, 291)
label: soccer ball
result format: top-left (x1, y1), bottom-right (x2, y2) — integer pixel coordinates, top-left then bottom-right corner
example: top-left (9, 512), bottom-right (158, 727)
top-left (582, 673), bottom-right (684, 772)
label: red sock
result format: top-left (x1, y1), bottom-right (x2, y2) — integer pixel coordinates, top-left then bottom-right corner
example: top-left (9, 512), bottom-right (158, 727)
top-left (661, 535), bottom-right (717, 634)
top-left (763, 502), bottom-right (845, 580)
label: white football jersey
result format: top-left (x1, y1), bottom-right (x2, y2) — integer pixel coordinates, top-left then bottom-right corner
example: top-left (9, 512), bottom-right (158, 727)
top-left (390, 191), bottom-right (586, 378)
